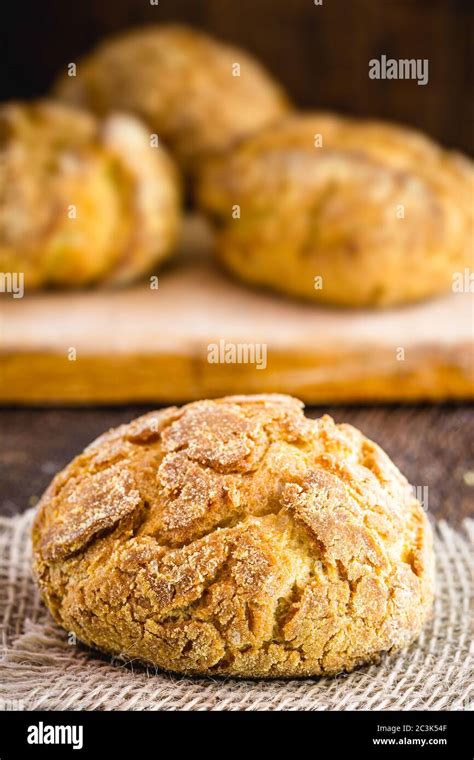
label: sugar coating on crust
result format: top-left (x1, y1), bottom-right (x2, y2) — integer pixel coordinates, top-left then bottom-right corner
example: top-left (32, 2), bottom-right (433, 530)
top-left (32, 394), bottom-right (435, 677)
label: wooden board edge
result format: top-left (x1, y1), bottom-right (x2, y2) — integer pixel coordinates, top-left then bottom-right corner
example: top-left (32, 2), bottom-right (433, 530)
top-left (0, 344), bottom-right (472, 405)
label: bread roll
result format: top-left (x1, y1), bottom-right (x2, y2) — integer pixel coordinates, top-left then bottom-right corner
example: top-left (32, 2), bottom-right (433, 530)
top-left (54, 24), bottom-right (290, 177)
top-left (0, 100), bottom-right (181, 288)
top-left (33, 394), bottom-right (434, 677)
top-left (198, 113), bottom-right (473, 307)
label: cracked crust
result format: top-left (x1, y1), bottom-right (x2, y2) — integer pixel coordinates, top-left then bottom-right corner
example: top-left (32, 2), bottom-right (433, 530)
top-left (32, 394), bottom-right (435, 677)
top-left (198, 112), bottom-right (474, 307)
top-left (0, 100), bottom-right (181, 288)
top-left (54, 24), bottom-right (290, 177)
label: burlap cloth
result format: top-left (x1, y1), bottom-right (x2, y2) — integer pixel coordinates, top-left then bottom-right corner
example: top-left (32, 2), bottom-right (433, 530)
top-left (0, 509), bottom-right (472, 711)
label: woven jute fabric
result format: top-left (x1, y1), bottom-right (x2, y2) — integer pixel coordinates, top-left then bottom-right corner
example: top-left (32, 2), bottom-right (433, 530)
top-left (0, 509), bottom-right (472, 711)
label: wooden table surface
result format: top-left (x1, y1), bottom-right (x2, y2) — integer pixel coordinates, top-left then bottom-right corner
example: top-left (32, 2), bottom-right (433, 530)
top-left (0, 404), bottom-right (472, 526)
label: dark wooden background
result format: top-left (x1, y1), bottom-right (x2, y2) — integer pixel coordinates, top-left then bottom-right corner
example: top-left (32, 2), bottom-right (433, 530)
top-left (2, 0), bottom-right (473, 153)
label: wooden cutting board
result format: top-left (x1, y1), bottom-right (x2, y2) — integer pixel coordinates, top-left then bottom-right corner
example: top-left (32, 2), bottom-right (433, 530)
top-left (0, 215), bottom-right (473, 405)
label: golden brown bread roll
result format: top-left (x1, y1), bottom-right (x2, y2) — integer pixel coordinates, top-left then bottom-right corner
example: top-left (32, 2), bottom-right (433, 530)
top-left (53, 24), bottom-right (290, 177)
top-left (0, 100), bottom-right (181, 288)
top-left (32, 394), bottom-right (434, 678)
top-left (198, 113), bottom-right (474, 307)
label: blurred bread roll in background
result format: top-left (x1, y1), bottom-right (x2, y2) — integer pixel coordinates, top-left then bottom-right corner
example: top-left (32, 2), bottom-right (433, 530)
top-left (199, 113), bottom-right (473, 307)
top-left (54, 24), bottom-right (290, 178)
top-left (0, 100), bottom-right (181, 288)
